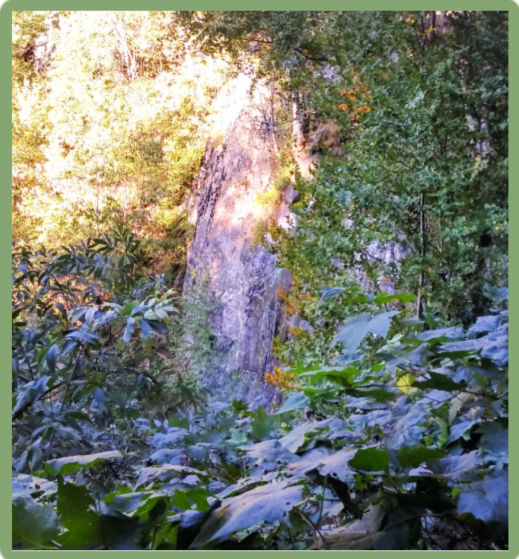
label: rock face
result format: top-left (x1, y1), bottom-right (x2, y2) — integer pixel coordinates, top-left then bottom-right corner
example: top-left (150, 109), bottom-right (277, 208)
top-left (183, 74), bottom-right (289, 408)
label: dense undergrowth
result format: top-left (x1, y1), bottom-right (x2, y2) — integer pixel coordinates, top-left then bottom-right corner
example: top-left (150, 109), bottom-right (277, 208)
top-left (12, 231), bottom-right (508, 549)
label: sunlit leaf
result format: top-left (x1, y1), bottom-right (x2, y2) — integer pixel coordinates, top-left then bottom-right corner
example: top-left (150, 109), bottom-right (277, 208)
top-left (43, 451), bottom-right (123, 476)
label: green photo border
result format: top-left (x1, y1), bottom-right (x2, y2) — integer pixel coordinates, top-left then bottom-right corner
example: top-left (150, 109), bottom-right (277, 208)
top-left (1, 1), bottom-right (516, 557)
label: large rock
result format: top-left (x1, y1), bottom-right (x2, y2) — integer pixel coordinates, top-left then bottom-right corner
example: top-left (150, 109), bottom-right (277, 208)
top-left (183, 74), bottom-right (289, 409)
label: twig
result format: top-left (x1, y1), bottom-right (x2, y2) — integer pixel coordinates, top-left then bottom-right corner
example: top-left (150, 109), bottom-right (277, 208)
top-left (294, 508), bottom-right (329, 550)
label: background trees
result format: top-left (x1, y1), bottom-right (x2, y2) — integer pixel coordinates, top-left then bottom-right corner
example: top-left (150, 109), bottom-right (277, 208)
top-left (12, 11), bottom-right (230, 279)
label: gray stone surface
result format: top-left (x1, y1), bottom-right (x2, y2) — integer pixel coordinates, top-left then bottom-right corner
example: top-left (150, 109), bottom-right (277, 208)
top-left (183, 75), bottom-right (288, 409)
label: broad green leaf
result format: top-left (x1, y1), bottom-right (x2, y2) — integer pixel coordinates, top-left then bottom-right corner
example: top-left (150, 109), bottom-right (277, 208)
top-left (367, 311), bottom-right (399, 339)
top-left (300, 365), bottom-right (360, 387)
top-left (144, 309), bottom-right (158, 320)
top-left (119, 301), bottom-right (137, 317)
top-left (448, 419), bottom-right (476, 443)
top-left (56, 477), bottom-right (102, 548)
top-left (457, 470), bottom-right (508, 525)
top-left (279, 419), bottom-right (333, 453)
top-left (96, 513), bottom-right (142, 549)
top-left (251, 407), bottom-right (277, 441)
top-left (65, 328), bottom-right (99, 344)
top-left (468, 315), bottom-right (501, 335)
top-left (190, 481), bottom-right (303, 548)
top-left (334, 311), bottom-right (398, 353)
top-left (185, 488), bottom-right (212, 511)
top-left (333, 313), bottom-right (371, 352)
top-left (431, 450), bottom-right (480, 481)
top-left (135, 464), bottom-right (205, 488)
top-left (84, 306), bottom-right (97, 325)
top-left (146, 320), bottom-right (168, 335)
top-left (123, 316), bottom-right (135, 344)
top-left (372, 292), bottom-right (416, 305)
top-left (476, 421), bottom-right (508, 466)
top-left (172, 491), bottom-right (191, 510)
top-left (45, 344), bottom-right (59, 373)
top-left (13, 501), bottom-right (60, 549)
top-left (139, 318), bottom-right (151, 339)
top-left (319, 286), bottom-right (344, 303)
top-left (44, 451), bottom-right (123, 476)
top-left (314, 447), bottom-right (357, 483)
top-left (349, 448), bottom-right (389, 473)
top-left (413, 372), bottom-right (465, 392)
top-left (13, 474), bottom-right (57, 504)
top-left (274, 392), bottom-right (309, 414)
top-left (396, 446), bottom-right (446, 468)
top-left (103, 491), bottom-right (150, 514)
top-left (247, 439), bottom-right (298, 464)
top-left (415, 327), bottom-right (464, 342)
top-left (12, 376), bottom-right (51, 418)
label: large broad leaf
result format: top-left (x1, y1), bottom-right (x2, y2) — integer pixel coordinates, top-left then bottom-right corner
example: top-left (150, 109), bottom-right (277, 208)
top-left (388, 400), bottom-right (428, 448)
top-left (139, 318), bottom-right (152, 339)
top-left (251, 407), bottom-right (278, 441)
top-left (319, 286), bottom-right (345, 303)
top-left (372, 292), bottom-right (416, 305)
top-left (413, 372), bottom-right (465, 392)
top-left (457, 470), bottom-right (508, 525)
top-left (56, 477), bottom-right (103, 548)
top-left (274, 392), bottom-right (309, 414)
top-left (414, 327), bottom-right (465, 342)
top-left (315, 448), bottom-right (358, 483)
top-left (430, 450), bottom-right (481, 481)
top-left (468, 314), bottom-right (502, 335)
top-left (135, 464), bottom-right (206, 489)
top-left (13, 474), bottom-right (57, 504)
top-left (286, 447), bottom-right (357, 484)
top-left (13, 500), bottom-right (60, 549)
top-left (123, 316), bottom-right (135, 344)
top-left (43, 451), bottom-right (123, 476)
top-left (65, 328), bottom-right (99, 344)
top-left (299, 365), bottom-right (360, 387)
top-left (189, 481), bottom-right (303, 548)
top-left (448, 420), bottom-right (477, 443)
top-left (287, 447), bottom-right (331, 478)
top-left (104, 490), bottom-right (151, 514)
top-left (439, 326), bottom-right (508, 367)
top-left (318, 498), bottom-right (412, 550)
top-left (349, 448), bottom-right (389, 473)
top-left (279, 418), bottom-right (338, 453)
top-left (150, 428), bottom-right (188, 449)
top-left (12, 376), bottom-right (51, 419)
top-left (334, 311), bottom-right (398, 353)
top-left (247, 439), bottom-right (298, 465)
top-left (44, 344), bottom-right (59, 372)
top-left (396, 446), bottom-right (446, 469)
top-left (476, 421), bottom-right (508, 467)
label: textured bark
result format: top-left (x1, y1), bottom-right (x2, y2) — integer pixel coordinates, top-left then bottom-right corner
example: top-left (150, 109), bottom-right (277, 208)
top-left (183, 74), bottom-right (290, 409)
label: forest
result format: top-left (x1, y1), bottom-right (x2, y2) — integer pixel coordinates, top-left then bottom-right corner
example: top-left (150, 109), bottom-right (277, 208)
top-left (11, 11), bottom-right (508, 550)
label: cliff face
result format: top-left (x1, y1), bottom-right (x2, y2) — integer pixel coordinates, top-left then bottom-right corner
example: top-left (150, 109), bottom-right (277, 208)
top-left (183, 73), bottom-right (290, 408)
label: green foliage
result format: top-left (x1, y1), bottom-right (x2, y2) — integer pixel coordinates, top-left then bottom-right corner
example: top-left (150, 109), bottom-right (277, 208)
top-left (13, 288), bottom-right (508, 549)
top-left (12, 229), bottom-right (194, 475)
top-left (12, 11), bottom-right (507, 551)
top-left (12, 11), bottom-right (226, 276)
top-left (269, 11), bottom-right (507, 325)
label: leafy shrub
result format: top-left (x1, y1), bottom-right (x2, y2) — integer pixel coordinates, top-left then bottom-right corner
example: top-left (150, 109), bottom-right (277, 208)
top-left (13, 280), bottom-right (507, 549)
